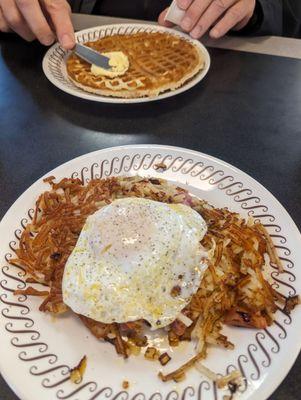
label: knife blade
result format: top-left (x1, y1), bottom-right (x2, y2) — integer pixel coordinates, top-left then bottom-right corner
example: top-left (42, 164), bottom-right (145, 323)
top-left (74, 43), bottom-right (111, 70)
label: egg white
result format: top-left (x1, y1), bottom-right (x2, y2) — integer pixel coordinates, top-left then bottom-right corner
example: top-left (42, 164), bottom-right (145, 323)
top-left (62, 197), bottom-right (208, 329)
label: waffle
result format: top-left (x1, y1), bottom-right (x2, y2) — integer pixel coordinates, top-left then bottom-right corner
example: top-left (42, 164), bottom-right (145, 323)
top-left (66, 32), bottom-right (205, 98)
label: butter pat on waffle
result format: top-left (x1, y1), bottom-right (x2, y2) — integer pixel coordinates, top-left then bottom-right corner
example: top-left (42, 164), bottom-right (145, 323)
top-left (66, 32), bottom-right (205, 98)
top-left (91, 51), bottom-right (130, 78)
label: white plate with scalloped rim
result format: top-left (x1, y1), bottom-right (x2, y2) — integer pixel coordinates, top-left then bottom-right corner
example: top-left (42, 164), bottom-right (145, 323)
top-left (42, 23), bottom-right (210, 104)
top-left (0, 144), bottom-right (300, 400)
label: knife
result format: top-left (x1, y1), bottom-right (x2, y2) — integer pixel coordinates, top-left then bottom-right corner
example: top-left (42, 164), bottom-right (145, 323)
top-left (74, 43), bottom-right (112, 70)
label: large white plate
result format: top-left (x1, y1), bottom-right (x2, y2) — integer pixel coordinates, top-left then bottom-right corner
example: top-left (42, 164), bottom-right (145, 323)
top-left (42, 24), bottom-right (210, 104)
top-left (0, 145), bottom-right (300, 400)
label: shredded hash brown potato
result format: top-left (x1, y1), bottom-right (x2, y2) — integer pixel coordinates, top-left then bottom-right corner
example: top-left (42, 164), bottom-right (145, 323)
top-left (10, 175), bottom-right (299, 383)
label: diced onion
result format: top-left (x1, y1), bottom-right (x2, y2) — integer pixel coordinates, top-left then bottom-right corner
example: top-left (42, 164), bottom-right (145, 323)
top-left (195, 362), bottom-right (242, 388)
top-left (177, 313), bottom-right (193, 327)
top-left (195, 362), bottom-right (219, 382)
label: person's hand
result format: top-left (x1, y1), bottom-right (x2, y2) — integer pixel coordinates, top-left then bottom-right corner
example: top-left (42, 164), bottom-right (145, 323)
top-left (0, 0), bottom-right (75, 49)
top-left (159, 0), bottom-right (256, 39)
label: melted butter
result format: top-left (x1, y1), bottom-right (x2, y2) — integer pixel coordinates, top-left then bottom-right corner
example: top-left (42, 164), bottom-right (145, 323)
top-left (91, 51), bottom-right (129, 78)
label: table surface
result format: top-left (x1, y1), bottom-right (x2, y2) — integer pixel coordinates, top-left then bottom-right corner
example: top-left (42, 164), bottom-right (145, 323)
top-left (0, 14), bottom-right (301, 400)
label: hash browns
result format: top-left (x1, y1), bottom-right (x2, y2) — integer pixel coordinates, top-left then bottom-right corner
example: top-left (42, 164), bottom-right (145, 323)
top-left (10, 175), bottom-right (299, 381)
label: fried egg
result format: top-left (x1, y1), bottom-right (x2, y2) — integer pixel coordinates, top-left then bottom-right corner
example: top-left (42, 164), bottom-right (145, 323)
top-left (62, 197), bottom-right (208, 329)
